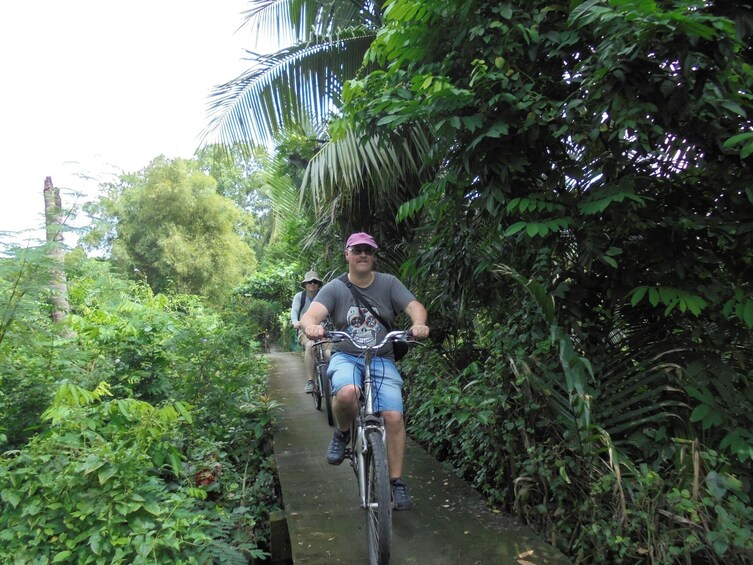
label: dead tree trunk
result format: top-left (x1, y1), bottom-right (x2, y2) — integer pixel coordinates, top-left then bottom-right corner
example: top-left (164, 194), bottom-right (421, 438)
top-left (43, 176), bottom-right (72, 334)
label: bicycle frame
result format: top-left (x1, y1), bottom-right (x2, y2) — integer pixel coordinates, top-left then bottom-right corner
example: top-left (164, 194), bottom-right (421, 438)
top-left (313, 341), bottom-right (327, 395)
top-left (321, 329), bottom-right (413, 565)
top-left (353, 346), bottom-right (388, 508)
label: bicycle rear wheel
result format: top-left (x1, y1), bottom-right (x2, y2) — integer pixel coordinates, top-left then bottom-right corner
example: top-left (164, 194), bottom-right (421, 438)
top-left (322, 369), bottom-right (334, 426)
top-left (364, 430), bottom-right (391, 565)
top-left (312, 364), bottom-right (323, 411)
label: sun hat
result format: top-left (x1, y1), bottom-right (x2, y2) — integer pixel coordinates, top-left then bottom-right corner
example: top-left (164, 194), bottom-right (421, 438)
top-left (345, 232), bottom-right (379, 250)
top-left (300, 270), bottom-right (323, 287)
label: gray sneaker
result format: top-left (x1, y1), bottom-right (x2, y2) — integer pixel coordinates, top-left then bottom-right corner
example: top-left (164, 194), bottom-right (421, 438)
top-left (326, 428), bottom-right (350, 465)
top-left (304, 380), bottom-right (314, 393)
top-left (391, 478), bottom-right (413, 510)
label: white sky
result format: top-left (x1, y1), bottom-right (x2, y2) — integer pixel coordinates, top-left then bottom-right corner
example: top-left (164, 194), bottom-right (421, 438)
top-left (0, 0), bottom-right (255, 245)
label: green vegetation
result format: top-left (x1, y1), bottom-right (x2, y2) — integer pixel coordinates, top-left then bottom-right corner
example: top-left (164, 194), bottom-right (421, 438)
top-left (3, 0), bottom-right (752, 563)
top-left (82, 156), bottom-right (256, 305)
top-left (208, 0), bottom-right (752, 562)
top-left (1, 250), bottom-right (279, 563)
top-left (336, 1), bottom-right (753, 563)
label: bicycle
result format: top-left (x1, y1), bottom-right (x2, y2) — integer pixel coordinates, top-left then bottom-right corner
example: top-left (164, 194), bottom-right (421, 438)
top-left (310, 339), bottom-right (334, 426)
top-left (319, 329), bottom-right (415, 565)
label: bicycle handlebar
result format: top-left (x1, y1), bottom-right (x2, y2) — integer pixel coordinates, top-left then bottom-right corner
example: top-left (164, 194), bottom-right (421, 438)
top-left (316, 329), bottom-right (414, 351)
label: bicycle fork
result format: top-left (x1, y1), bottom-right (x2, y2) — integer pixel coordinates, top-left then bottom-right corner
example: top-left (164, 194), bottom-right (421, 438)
top-left (350, 415), bottom-right (387, 509)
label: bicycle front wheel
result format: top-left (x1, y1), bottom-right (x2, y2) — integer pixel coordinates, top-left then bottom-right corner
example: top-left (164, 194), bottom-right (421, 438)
top-left (364, 429), bottom-right (391, 565)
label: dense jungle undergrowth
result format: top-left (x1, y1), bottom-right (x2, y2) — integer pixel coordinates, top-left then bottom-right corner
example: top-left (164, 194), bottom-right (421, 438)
top-left (399, 283), bottom-right (753, 565)
top-left (288, 0), bottom-right (753, 563)
top-left (0, 248), bottom-right (282, 564)
top-left (2, 218), bottom-right (752, 565)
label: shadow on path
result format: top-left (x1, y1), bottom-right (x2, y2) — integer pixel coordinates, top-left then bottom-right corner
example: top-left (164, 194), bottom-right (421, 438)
top-left (268, 350), bottom-right (572, 565)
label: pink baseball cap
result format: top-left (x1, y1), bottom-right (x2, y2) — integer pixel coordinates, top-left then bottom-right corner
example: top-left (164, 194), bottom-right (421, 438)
top-left (346, 232), bottom-right (379, 249)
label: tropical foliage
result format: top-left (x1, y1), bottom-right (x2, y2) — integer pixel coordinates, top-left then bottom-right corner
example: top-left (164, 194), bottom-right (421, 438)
top-left (194, 144), bottom-right (273, 258)
top-left (0, 250), bottom-right (279, 562)
top-left (203, 0), bottom-right (385, 147)
top-left (4, 0), bottom-right (753, 563)
top-left (323, 0), bottom-right (753, 562)
top-left (214, 0), bottom-right (753, 562)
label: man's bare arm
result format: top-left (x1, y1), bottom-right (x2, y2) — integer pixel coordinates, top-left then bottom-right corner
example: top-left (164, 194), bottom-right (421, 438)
top-left (301, 302), bottom-right (329, 339)
top-left (405, 300), bottom-right (429, 339)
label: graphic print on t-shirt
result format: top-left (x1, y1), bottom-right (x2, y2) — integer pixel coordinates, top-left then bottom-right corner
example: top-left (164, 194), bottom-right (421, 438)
top-left (346, 305), bottom-right (383, 346)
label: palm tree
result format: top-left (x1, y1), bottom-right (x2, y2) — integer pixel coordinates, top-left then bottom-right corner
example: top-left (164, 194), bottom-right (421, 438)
top-left (301, 124), bottom-right (437, 263)
top-left (202, 0), bottom-right (440, 268)
top-left (202, 0), bottom-right (384, 148)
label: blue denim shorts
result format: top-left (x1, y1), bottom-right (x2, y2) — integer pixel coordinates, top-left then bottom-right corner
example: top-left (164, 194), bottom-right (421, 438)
top-left (327, 352), bottom-right (404, 413)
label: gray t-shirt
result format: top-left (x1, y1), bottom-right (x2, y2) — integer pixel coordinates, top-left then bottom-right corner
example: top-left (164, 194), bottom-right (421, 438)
top-left (314, 272), bottom-right (415, 358)
top-left (290, 290), bottom-right (314, 324)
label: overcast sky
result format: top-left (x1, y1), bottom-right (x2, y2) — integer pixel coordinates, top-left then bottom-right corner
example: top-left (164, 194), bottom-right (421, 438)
top-left (0, 0), bottom-right (255, 245)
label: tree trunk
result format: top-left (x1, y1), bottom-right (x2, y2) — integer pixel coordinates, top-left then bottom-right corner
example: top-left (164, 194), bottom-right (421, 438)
top-left (43, 176), bottom-right (72, 334)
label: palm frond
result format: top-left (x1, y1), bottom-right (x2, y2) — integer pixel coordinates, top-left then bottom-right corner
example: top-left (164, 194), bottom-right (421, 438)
top-left (202, 30), bottom-right (376, 147)
top-left (303, 124), bottom-right (433, 214)
top-left (259, 157), bottom-right (301, 242)
top-left (240, 0), bottom-right (317, 49)
top-left (297, 123), bottom-right (437, 271)
top-left (240, 0), bottom-right (381, 50)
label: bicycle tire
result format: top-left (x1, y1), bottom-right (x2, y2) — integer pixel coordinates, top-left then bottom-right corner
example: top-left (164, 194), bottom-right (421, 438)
top-left (312, 365), bottom-right (323, 411)
top-left (322, 369), bottom-right (334, 426)
top-left (365, 430), bottom-right (391, 565)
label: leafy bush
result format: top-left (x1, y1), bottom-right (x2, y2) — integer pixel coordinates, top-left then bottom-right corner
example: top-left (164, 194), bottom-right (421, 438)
top-left (405, 331), bottom-right (753, 564)
top-left (0, 254), bottom-right (281, 561)
top-left (236, 263), bottom-right (299, 307)
top-left (0, 382), bottom-right (219, 564)
top-left (221, 293), bottom-right (282, 348)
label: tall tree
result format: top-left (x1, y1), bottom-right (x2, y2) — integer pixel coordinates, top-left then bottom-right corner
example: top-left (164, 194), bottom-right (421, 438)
top-left (42, 176), bottom-right (72, 334)
top-left (83, 157), bottom-right (256, 304)
top-left (340, 0), bottom-right (753, 345)
top-left (194, 144), bottom-right (273, 258)
top-left (202, 0), bottom-right (431, 272)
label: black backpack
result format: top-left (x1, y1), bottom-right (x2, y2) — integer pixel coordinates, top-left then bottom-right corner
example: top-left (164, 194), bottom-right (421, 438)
top-left (337, 274), bottom-right (410, 361)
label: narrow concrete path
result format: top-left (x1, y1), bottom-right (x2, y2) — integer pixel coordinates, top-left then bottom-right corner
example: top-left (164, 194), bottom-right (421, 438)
top-left (268, 351), bottom-right (571, 565)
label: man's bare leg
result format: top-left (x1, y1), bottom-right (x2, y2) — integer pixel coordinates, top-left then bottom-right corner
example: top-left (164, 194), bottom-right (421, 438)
top-left (333, 384), bottom-right (360, 431)
top-left (383, 410), bottom-right (405, 479)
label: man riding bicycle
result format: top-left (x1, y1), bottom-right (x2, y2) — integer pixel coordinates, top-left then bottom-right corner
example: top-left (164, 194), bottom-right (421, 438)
top-left (300, 232), bottom-right (429, 510)
top-left (291, 270), bottom-right (330, 393)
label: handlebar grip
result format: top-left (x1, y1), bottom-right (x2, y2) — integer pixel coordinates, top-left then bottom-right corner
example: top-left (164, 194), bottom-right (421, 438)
top-left (322, 330), bottom-right (346, 342)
